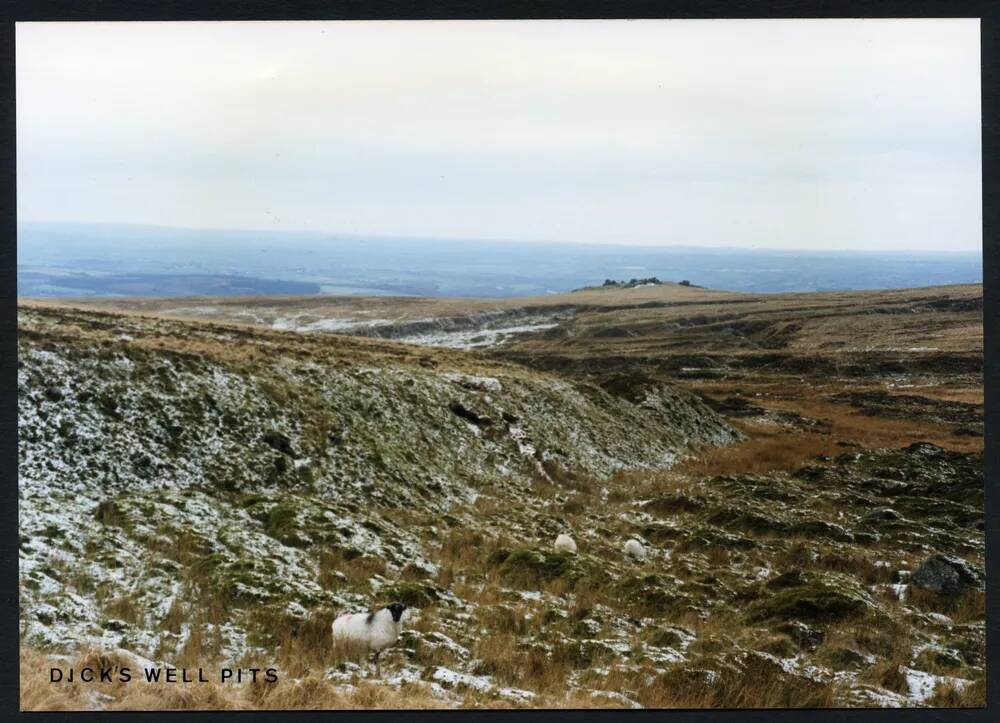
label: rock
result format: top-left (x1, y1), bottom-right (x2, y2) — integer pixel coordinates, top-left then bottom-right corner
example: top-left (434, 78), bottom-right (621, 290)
top-left (261, 431), bottom-right (295, 456)
top-left (448, 400), bottom-right (492, 427)
top-left (543, 608), bottom-right (569, 624)
top-left (914, 646), bottom-right (964, 670)
top-left (905, 442), bottom-right (946, 458)
top-left (864, 478), bottom-right (910, 496)
top-left (647, 626), bottom-right (692, 648)
top-left (775, 621), bottom-right (823, 650)
top-left (792, 519), bottom-right (854, 542)
top-left (707, 395), bottom-right (767, 418)
top-left (863, 507), bottom-right (900, 523)
top-left (766, 570), bottom-right (808, 590)
top-left (572, 618), bottom-right (602, 637)
top-left (819, 645), bottom-right (870, 670)
top-left (910, 554), bottom-right (983, 596)
top-left (792, 465), bottom-right (827, 481)
top-left (43, 386), bottom-right (63, 401)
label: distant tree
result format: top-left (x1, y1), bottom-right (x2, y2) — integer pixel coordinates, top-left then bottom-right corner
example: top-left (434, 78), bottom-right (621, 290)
top-left (679, 280), bottom-right (691, 286)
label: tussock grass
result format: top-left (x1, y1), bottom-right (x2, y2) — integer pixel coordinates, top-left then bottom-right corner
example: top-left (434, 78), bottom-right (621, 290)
top-left (676, 426), bottom-right (838, 477)
top-left (20, 647), bottom-right (448, 711)
top-left (907, 587), bottom-right (985, 624)
top-left (639, 655), bottom-right (835, 708)
top-left (17, 291), bottom-right (984, 711)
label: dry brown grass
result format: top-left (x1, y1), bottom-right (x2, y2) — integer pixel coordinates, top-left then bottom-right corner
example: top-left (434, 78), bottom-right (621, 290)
top-left (862, 661), bottom-right (910, 696)
top-left (672, 383), bottom-right (981, 479)
top-left (907, 587), bottom-right (986, 624)
top-left (20, 647), bottom-right (449, 711)
top-left (761, 394), bottom-right (983, 454)
top-left (636, 655), bottom-right (835, 709)
top-left (814, 551), bottom-right (894, 586)
top-left (318, 548), bottom-right (386, 591)
top-left (16, 302), bottom-right (540, 381)
top-left (17, 286), bottom-right (985, 712)
top-left (675, 424), bottom-right (840, 477)
top-left (925, 678), bottom-right (986, 707)
top-left (470, 633), bottom-right (572, 695)
top-left (824, 619), bottom-right (912, 663)
top-left (241, 606), bottom-right (410, 679)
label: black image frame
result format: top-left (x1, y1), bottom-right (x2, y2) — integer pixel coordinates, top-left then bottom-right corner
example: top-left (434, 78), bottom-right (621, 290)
top-left (0, 2), bottom-right (995, 722)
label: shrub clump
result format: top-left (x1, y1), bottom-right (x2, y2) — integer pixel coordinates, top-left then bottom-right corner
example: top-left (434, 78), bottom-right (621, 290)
top-left (492, 548), bottom-right (575, 587)
top-left (745, 570), bottom-right (876, 624)
top-left (614, 574), bottom-right (683, 617)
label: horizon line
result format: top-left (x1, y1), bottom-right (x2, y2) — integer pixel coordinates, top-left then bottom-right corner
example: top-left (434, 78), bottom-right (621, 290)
top-left (17, 219), bottom-right (983, 257)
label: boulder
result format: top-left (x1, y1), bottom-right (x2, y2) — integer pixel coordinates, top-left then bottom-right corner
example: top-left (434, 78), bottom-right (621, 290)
top-left (910, 554), bottom-right (983, 596)
top-left (863, 507), bottom-right (901, 523)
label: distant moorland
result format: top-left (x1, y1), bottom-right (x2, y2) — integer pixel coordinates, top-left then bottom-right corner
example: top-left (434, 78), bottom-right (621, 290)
top-left (17, 222), bottom-right (982, 298)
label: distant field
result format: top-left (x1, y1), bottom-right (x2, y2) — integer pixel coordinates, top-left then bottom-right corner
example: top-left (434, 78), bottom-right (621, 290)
top-left (39, 280), bottom-right (982, 354)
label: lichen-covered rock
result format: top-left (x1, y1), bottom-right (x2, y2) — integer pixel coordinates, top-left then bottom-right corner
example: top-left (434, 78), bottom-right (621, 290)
top-left (910, 554), bottom-right (984, 596)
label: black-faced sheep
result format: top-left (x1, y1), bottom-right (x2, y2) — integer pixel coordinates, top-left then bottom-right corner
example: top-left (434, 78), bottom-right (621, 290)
top-left (332, 602), bottom-right (406, 673)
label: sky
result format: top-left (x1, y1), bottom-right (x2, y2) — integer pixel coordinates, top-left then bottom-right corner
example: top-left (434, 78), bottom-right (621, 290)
top-left (16, 19), bottom-right (982, 252)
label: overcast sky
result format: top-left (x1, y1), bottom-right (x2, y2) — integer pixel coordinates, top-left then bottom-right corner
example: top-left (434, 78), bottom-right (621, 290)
top-left (17, 19), bottom-right (981, 251)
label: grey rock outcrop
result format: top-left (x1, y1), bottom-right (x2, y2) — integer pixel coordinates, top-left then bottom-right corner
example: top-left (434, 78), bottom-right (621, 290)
top-left (910, 553), bottom-right (983, 596)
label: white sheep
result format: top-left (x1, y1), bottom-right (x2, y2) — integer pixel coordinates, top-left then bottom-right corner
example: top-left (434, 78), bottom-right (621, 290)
top-left (554, 533), bottom-right (578, 554)
top-left (331, 602), bottom-right (406, 673)
top-left (624, 538), bottom-right (647, 562)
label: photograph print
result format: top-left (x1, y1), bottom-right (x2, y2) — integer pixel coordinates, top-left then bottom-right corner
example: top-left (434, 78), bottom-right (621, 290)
top-left (16, 17), bottom-right (985, 710)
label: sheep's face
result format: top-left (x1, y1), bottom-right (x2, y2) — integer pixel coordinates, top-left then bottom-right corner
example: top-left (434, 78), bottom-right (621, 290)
top-left (386, 602), bottom-right (406, 622)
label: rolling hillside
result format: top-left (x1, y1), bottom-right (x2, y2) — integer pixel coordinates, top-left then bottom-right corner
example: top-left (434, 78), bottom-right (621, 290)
top-left (18, 284), bottom-right (984, 710)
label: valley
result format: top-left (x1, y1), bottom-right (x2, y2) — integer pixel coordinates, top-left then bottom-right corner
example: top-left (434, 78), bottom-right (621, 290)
top-left (18, 282), bottom-right (984, 710)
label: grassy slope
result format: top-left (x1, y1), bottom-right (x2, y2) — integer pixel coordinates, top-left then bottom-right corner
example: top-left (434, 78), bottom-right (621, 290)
top-left (18, 285), bottom-right (985, 710)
